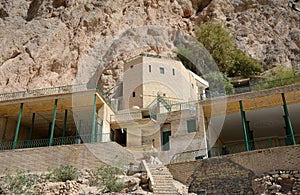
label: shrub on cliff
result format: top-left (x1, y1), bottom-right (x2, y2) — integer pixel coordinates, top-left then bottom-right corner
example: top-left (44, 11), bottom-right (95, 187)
top-left (195, 22), bottom-right (262, 77)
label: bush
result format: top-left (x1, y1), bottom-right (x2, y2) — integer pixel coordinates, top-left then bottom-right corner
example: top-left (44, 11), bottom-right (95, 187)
top-left (254, 64), bottom-right (299, 89)
top-left (91, 166), bottom-right (125, 192)
top-left (196, 22), bottom-right (235, 73)
top-left (52, 165), bottom-right (78, 182)
top-left (228, 49), bottom-right (262, 77)
top-left (203, 72), bottom-right (234, 96)
top-left (195, 21), bottom-right (262, 77)
top-left (2, 169), bottom-right (39, 194)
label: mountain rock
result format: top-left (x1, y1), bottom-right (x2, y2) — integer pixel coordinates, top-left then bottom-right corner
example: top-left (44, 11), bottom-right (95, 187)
top-left (0, 0), bottom-right (299, 92)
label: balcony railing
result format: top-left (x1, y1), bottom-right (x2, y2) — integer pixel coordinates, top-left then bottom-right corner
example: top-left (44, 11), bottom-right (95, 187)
top-left (0, 83), bottom-right (113, 108)
top-left (214, 75), bottom-right (300, 97)
top-left (110, 111), bottom-right (143, 123)
top-left (0, 133), bottom-right (111, 151)
top-left (170, 134), bottom-right (300, 164)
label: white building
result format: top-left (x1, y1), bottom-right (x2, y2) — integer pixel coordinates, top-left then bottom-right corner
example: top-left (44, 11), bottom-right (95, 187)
top-left (113, 54), bottom-right (209, 111)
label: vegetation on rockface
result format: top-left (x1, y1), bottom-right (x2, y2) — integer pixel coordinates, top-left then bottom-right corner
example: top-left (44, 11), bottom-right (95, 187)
top-left (91, 166), bottom-right (125, 192)
top-left (229, 49), bottom-right (263, 77)
top-left (254, 64), bottom-right (300, 90)
top-left (0, 165), bottom-right (126, 194)
top-left (52, 165), bottom-right (78, 182)
top-left (203, 72), bottom-right (234, 96)
top-left (1, 169), bottom-right (39, 195)
top-left (195, 22), bottom-right (262, 78)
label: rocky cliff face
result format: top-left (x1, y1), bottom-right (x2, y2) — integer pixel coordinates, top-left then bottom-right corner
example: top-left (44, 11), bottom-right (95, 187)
top-left (0, 0), bottom-right (299, 92)
top-left (197, 0), bottom-right (300, 70)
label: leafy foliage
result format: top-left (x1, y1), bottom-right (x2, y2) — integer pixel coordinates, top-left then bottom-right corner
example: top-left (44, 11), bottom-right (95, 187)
top-left (254, 64), bottom-right (299, 90)
top-left (228, 49), bottom-right (262, 77)
top-left (2, 169), bottom-right (38, 195)
top-left (203, 72), bottom-right (234, 96)
top-left (195, 22), bottom-right (262, 77)
top-left (91, 166), bottom-right (125, 192)
top-left (52, 165), bottom-right (78, 182)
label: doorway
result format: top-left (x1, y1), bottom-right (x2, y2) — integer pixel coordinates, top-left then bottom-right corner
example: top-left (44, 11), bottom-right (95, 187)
top-left (115, 128), bottom-right (127, 146)
top-left (162, 131), bottom-right (171, 151)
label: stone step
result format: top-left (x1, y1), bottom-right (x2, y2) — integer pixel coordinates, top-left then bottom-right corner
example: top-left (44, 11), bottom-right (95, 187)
top-left (146, 162), bottom-right (178, 195)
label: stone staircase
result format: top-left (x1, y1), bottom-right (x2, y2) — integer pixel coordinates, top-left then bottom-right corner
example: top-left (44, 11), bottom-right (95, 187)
top-left (147, 163), bottom-right (179, 194)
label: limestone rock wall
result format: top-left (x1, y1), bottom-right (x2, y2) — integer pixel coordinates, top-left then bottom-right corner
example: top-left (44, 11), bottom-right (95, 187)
top-left (0, 0), bottom-right (299, 92)
top-left (197, 0), bottom-right (300, 70)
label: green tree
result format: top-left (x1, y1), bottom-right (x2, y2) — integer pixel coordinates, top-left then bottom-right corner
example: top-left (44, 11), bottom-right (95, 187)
top-left (203, 72), bottom-right (234, 96)
top-left (195, 22), bottom-right (262, 77)
top-left (196, 22), bottom-right (235, 73)
top-left (254, 64), bottom-right (299, 90)
top-left (228, 49), bottom-right (262, 77)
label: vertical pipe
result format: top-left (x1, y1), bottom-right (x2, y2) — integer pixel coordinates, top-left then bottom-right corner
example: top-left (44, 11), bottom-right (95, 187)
top-left (13, 103), bottom-right (23, 149)
top-left (29, 113), bottom-right (35, 140)
top-left (28, 113), bottom-right (35, 148)
top-left (49, 99), bottom-right (58, 146)
top-left (62, 110), bottom-right (68, 144)
top-left (91, 94), bottom-right (97, 143)
top-left (239, 100), bottom-right (250, 151)
top-left (281, 93), bottom-right (296, 145)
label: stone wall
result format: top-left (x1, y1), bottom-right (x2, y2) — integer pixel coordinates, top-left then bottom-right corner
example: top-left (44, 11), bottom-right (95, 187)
top-left (227, 145), bottom-right (300, 175)
top-left (0, 142), bottom-right (136, 174)
top-left (187, 158), bottom-right (254, 194)
top-left (167, 161), bottom-right (200, 184)
top-left (167, 145), bottom-right (300, 185)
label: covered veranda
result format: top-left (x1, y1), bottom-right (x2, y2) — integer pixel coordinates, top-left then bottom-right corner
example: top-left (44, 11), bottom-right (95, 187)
top-left (0, 84), bottom-right (113, 150)
top-left (204, 85), bottom-right (300, 156)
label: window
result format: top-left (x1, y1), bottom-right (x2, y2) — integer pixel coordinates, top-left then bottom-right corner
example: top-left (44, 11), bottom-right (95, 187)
top-left (172, 68), bottom-right (175, 75)
top-left (149, 65), bottom-right (151, 72)
top-left (163, 93), bottom-right (166, 97)
top-left (160, 67), bottom-right (165, 74)
top-left (130, 65), bottom-right (133, 68)
top-left (187, 119), bottom-right (197, 133)
top-left (132, 92), bottom-right (135, 97)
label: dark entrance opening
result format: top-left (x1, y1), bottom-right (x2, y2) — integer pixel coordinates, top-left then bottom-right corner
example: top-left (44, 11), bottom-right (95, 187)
top-left (162, 131), bottom-right (171, 151)
top-left (115, 128), bottom-right (127, 146)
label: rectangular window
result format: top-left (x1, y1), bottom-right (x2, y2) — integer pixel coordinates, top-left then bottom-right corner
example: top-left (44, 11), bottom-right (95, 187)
top-left (160, 67), bottom-right (165, 74)
top-left (149, 65), bottom-right (151, 72)
top-left (187, 119), bottom-right (197, 133)
top-left (132, 92), bottom-right (135, 97)
top-left (172, 68), bottom-right (175, 75)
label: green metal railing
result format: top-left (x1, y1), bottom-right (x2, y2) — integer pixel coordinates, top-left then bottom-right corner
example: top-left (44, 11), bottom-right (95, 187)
top-left (170, 134), bottom-right (300, 164)
top-left (0, 83), bottom-right (112, 107)
top-left (157, 95), bottom-right (172, 111)
top-left (96, 85), bottom-right (112, 106)
top-left (232, 76), bottom-right (300, 95)
top-left (0, 133), bottom-right (111, 151)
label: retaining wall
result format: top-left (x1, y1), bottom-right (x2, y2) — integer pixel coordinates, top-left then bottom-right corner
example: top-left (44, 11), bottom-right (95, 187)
top-left (0, 142), bottom-right (136, 174)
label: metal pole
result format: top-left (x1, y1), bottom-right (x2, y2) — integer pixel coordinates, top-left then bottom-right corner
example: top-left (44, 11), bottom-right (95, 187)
top-left (27, 113), bottom-right (35, 148)
top-left (239, 100), bottom-right (250, 151)
top-left (13, 103), bottom-right (23, 149)
top-left (49, 99), bottom-right (58, 146)
top-left (29, 113), bottom-right (35, 140)
top-left (281, 93), bottom-right (296, 145)
top-left (91, 94), bottom-right (97, 143)
top-left (62, 110), bottom-right (68, 144)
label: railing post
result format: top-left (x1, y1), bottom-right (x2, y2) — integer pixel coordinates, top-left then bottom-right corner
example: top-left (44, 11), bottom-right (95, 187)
top-left (91, 94), bottom-right (97, 143)
top-left (49, 99), bottom-right (58, 146)
top-left (239, 100), bottom-right (250, 151)
top-left (13, 103), bottom-right (23, 149)
top-left (62, 110), bottom-right (68, 144)
top-left (269, 137), bottom-right (273, 148)
top-left (281, 93), bottom-right (296, 145)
